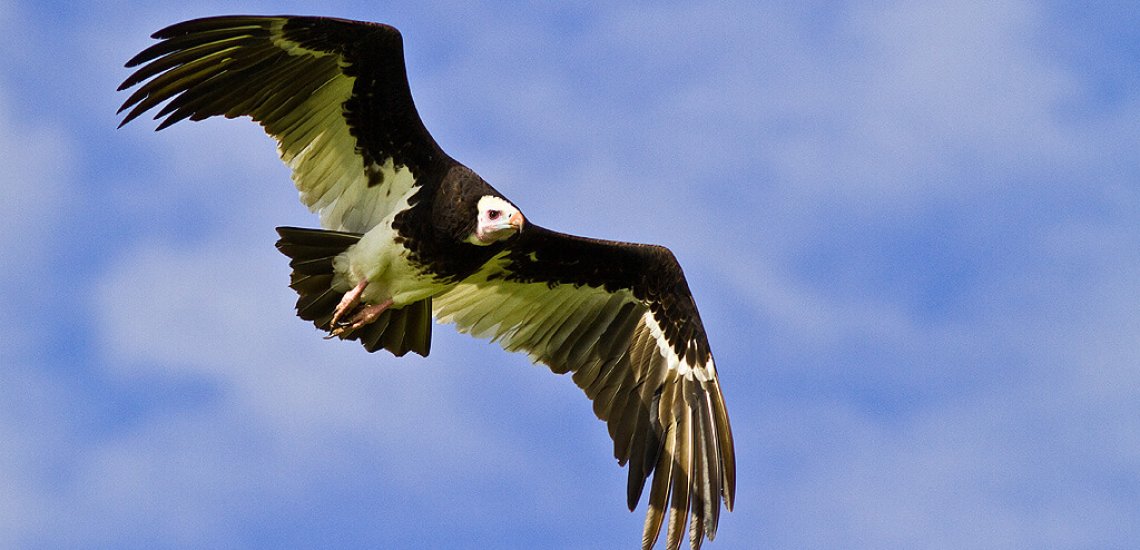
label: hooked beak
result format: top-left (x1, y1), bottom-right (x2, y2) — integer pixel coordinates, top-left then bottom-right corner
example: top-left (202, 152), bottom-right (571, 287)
top-left (508, 211), bottom-right (525, 233)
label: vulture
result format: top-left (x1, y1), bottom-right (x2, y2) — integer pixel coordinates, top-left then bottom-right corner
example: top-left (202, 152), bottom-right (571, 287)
top-left (118, 15), bottom-right (735, 550)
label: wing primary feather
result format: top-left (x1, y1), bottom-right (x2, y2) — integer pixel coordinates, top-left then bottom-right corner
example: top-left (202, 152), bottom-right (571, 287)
top-left (119, 40), bottom-right (245, 91)
top-left (611, 379), bottom-right (647, 462)
top-left (695, 387), bottom-right (721, 538)
top-left (708, 375), bottom-right (736, 511)
top-left (687, 380), bottom-right (717, 547)
top-left (664, 404), bottom-right (694, 550)
top-left (641, 421), bottom-right (675, 550)
top-left (148, 17), bottom-right (271, 44)
top-left (123, 48), bottom-right (263, 121)
top-left (172, 55), bottom-right (311, 122)
top-left (689, 418), bottom-right (708, 550)
top-left (123, 24), bottom-right (264, 70)
top-left (624, 401), bottom-right (654, 509)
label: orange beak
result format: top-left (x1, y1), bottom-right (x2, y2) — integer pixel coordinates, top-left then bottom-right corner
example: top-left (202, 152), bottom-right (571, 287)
top-left (508, 211), bottom-right (525, 232)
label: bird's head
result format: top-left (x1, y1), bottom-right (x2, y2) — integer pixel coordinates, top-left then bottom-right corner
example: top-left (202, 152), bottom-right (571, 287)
top-left (466, 195), bottom-right (525, 245)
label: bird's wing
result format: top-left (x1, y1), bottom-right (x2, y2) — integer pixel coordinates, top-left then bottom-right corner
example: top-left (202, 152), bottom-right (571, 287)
top-left (433, 225), bottom-right (736, 550)
top-left (118, 15), bottom-right (448, 233)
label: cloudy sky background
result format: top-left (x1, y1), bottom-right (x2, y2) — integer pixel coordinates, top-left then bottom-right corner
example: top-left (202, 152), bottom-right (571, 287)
top-left (2, 1), bottom-right (1138, 548)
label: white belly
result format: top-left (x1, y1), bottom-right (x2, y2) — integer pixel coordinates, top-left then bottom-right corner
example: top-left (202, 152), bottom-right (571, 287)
top-left (332, 206), bottom-right (449, 307)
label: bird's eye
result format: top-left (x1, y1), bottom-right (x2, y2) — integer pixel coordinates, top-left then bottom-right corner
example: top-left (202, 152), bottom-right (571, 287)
top-left (487, 210), bottom-right (501, 220)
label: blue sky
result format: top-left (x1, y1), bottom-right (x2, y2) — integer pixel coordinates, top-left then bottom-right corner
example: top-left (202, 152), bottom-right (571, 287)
top-left (3, 1), bottom-right (1138, 548)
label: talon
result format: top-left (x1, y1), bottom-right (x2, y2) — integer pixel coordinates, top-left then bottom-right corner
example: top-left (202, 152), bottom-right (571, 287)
top-left (329, 279), bottom-right (369, 329)
top-left (329, 298), bottom-right (394, 337)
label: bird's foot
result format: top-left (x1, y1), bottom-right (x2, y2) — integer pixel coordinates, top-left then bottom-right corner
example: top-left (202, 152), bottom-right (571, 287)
top-left (329, 279), bottom-right (368, 329)
top-left (328, 298), bottom-right (394, 338)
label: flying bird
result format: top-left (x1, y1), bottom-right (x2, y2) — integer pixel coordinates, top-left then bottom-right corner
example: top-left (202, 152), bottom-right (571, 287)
top-left (118, 15), bottom-right (735, 550)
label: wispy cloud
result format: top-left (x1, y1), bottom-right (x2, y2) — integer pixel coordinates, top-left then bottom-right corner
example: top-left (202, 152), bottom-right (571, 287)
top-left (2, 0), bottom-right (1138, 548)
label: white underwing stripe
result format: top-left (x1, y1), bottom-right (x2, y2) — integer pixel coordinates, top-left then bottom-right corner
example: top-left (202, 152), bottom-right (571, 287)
top-left (436, 278), bottom-right (624, 360)
top-left (641, 310), bottom-right (713, 382)
top-left (435, 276), bottom-right (713, 388)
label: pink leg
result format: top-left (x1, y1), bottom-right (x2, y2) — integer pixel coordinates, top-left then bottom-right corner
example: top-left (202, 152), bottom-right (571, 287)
top-left (329, 298), bottom-right (394, 338)
top-left (329, 279), bottom-right (368, 329)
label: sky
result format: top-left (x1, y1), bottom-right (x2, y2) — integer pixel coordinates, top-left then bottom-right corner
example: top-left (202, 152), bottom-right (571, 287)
top-left (2, 1), bottom-right (1138, 548)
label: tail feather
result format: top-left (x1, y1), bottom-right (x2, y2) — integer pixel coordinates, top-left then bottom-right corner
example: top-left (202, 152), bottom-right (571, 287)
top-left (275, 226), bottom-right (432, 357)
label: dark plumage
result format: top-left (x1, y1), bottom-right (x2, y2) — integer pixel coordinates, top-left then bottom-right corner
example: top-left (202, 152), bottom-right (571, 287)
top-left (119, 15), bottom-right (735, 550)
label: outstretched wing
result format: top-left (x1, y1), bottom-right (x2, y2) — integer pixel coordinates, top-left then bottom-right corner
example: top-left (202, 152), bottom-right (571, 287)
top-left (433, 225), bottom-right (736, 550)
top-left (118, 15), bottom-right (449, 233)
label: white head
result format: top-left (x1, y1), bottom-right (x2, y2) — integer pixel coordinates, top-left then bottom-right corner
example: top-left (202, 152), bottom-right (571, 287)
top-left (467, 195), bottom-right (525, 245)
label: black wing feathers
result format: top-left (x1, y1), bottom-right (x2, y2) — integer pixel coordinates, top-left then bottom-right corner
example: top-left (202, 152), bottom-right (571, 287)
top-left (436, 225), bottom-right (735, 550)
top-left (503, 229), bottom-right (710, 363)
top-left (118, 15), bottom-right (448, 222)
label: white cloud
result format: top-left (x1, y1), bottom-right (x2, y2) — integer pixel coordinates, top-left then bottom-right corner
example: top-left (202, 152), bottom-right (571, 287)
top-left (4, 1), bottom-right (1138, 548)
top-left (0, 66), bottom-right (79, 548)
top-left (0, 363), bottom-right (66, 548)
top-left (761, 370), bottom-right (1140, 548)
top-left (0, 90), bottom-right (72, 277)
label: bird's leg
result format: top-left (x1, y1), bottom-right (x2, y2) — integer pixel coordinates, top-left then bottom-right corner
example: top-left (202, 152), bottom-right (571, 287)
top-left (329, 279), bottom-right (369, 329)
top-left (329, 298), bottom-right (394, 338)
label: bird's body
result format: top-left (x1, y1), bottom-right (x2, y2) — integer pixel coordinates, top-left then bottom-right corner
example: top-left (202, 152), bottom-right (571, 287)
top-left (119, 15), bottom-right (735, 549)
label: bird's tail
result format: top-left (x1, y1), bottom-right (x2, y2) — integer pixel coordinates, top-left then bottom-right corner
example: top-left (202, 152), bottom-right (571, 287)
top-left (274, 226), bottom-right (432, 357)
